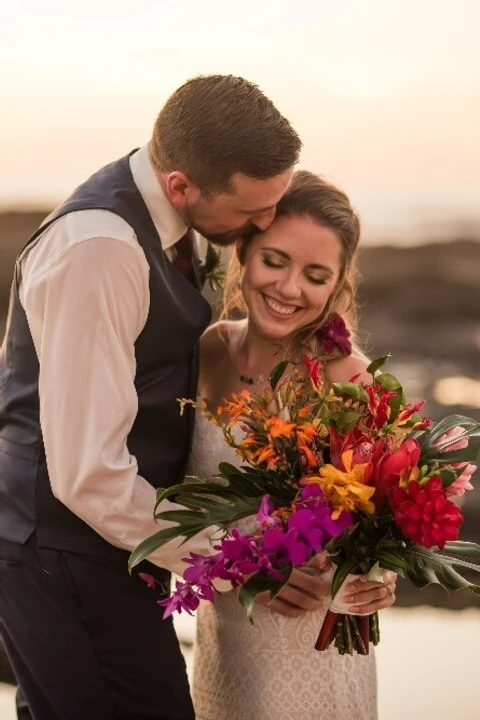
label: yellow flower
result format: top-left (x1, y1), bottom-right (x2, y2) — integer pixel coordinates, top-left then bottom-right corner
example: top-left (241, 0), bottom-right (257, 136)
top-left (305, 450), bottom-right (376, 518)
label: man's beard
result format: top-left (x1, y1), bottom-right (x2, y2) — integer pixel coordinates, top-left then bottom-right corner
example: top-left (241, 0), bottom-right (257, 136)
top-left (188, 218), bottom-right (258, 247)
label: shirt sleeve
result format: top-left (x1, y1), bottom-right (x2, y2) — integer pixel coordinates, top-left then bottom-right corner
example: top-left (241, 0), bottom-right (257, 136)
top-left (21, 229), bottom-right (218, 574)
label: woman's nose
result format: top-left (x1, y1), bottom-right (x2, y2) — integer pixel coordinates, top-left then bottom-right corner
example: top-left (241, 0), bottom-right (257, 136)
top-left (276, 272), bottom-right (302, 299)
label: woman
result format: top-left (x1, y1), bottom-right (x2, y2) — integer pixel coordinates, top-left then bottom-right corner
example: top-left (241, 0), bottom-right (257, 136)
top-left (188, 171), bottom-right (396, 719)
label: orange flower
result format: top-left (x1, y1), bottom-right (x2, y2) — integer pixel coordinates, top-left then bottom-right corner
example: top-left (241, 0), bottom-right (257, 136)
top-left (266, 417), bottom-right (297, 439)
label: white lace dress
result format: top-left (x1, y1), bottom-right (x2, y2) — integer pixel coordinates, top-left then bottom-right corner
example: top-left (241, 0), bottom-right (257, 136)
top-left (187, 415), bottom-right (378, 720)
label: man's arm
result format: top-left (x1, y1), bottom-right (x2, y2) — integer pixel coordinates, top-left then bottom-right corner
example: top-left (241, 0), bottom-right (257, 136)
top-left (21, 224), bottom-right (216, 573)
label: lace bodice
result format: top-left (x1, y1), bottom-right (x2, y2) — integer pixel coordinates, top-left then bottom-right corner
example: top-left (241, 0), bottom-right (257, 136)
top-left (188, 414), bottom-right (378, 720)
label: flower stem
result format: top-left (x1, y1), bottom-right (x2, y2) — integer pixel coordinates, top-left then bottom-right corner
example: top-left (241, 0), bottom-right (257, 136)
top-left (370, 611), bottom-right (380, 645)
top-left (315, 609), bottom-right (338, 651)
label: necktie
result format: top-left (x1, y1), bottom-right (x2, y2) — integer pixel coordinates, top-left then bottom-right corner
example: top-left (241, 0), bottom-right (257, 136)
top-left (173, 229), bottom-right (195, 278)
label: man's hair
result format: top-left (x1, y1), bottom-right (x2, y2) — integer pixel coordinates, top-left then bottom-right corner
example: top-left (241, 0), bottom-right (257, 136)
top-left (150, 74), bottom-right (301, 194)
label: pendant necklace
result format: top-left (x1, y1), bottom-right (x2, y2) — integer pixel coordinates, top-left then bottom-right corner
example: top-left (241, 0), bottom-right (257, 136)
top-left (239, 372), bottom-right (266, 386)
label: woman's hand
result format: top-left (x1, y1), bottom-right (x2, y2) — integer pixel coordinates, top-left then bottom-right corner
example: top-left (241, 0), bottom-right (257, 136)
top-left (330, 570), bottom-right (397, 615)
top-left (254, 565), bottom-right (332, 617)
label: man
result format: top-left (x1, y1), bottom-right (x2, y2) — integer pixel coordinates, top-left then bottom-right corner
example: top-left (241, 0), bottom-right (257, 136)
top-left (0, 74), bottom-right (329, 719)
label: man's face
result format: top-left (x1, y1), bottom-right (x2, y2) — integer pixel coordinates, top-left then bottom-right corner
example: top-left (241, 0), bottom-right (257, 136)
top-left (184, 169), bottom-right (293, 246)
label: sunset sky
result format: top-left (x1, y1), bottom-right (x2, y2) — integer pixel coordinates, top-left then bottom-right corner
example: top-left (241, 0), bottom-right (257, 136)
top-left (1, 0), bottom-right (479, 242)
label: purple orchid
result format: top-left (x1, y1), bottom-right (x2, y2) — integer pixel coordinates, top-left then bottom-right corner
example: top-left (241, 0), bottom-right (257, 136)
top-left (256, 495), bottom-right (280, 528)
top-left (262, 527), bottom-right (312, 566)
top-left (158, 580), bottom-right (204, 618)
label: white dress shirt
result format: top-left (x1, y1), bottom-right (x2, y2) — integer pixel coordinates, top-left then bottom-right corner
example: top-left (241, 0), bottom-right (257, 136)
top-left (17, 145), bottom-right (217, 574)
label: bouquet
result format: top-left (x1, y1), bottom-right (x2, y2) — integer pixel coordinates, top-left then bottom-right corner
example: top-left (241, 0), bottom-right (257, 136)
top-left (129, 351), bottom-right (480, 656)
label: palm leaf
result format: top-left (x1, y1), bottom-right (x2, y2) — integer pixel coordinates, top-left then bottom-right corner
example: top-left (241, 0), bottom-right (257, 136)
top-left (404, 545), bottom-right (480, 594)
top-left (238, 567), bottom-right (291, 620)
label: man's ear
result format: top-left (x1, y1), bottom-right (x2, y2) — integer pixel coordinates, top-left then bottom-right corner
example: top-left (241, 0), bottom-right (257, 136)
top-left (165, 171), bottom-right (201, 209)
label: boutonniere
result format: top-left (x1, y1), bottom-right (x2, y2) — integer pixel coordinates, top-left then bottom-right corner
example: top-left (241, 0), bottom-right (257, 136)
top-left (199, 243), bottom-right (225, 292)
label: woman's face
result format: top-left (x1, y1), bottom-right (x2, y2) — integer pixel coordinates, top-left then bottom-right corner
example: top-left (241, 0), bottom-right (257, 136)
top-left (240, 214), bottom-right (343, 342)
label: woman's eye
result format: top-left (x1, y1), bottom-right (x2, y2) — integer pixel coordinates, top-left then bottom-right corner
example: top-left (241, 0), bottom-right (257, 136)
top-left (262, 255), bottom-right (284, 268)
top-left (307, 275), bottom-right (328, 285)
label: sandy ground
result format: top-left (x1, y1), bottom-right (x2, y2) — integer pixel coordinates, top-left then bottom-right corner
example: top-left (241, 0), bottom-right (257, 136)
top-left (1, 606), bottom-right (478, 719)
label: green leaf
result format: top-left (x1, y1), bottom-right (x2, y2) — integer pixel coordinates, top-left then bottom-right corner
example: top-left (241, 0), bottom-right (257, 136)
top-left (375, 373), bottom-right (403, 393)
top-left (444, 541), bottom-right (480, 559)
top-left (369, 549), bottom-right (412, 571)
top-left (331, 558), bottom-right (362, 598)
top-left (128, 524), bottom-right (199, 570)
top-left (366, 356), bottom-right (391, 375)
top-left (332, 410), bottom-right (361, 434)
top-left (437, 467), bottom-right (459, 487)
top-left (269, 360), bottom-right (290, 391)
top-left (331, 382), bottom-right (368, 403)
top-left (238, 568), bottom-right (291, 621)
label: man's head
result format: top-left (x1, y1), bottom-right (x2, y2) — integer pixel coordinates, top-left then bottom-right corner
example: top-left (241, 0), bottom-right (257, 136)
top-left (150, 74), bottom-right (301, 245)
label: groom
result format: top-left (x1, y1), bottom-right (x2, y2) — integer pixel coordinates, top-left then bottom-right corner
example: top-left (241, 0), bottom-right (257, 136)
top-left (0, 74), bottom-right (327, 719)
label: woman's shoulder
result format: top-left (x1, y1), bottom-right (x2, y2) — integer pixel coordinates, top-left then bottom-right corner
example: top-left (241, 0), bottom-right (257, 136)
top-left (324, 346), bottom-right (372, 385)
top-left (200, 319), bottom-right (245, 359)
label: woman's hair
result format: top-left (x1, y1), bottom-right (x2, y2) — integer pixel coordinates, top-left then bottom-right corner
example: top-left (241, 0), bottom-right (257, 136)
top-left (221, 170), bottom-right (361, 356)
top-left (150, 74), bottom-right (301, 195)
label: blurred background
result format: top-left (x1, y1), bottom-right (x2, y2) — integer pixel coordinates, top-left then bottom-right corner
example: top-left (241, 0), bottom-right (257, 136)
top-left (1, 1), bottom-right (479, 717)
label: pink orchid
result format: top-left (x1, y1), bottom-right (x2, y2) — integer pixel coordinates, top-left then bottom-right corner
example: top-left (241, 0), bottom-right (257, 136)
top-left (433, 425), bottom-right (469, 453)
top-left (446, 463), bottom-right (476, 497)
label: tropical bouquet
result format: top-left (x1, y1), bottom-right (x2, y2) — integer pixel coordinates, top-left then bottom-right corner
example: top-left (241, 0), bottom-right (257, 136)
top-left (129, 326), bottom-right (480, 656)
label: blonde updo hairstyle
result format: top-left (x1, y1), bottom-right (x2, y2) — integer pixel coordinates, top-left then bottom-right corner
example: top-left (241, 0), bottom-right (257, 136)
top-left (222, 170), bottom-right (361, 356)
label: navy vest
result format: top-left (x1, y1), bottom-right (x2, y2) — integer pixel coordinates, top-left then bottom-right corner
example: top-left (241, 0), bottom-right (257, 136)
top-left (0, 153), bottom-right (211, 561)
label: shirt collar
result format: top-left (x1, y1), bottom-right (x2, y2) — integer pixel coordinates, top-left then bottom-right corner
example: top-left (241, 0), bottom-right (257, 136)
top-left (129, 144), bottom-right (188, 251)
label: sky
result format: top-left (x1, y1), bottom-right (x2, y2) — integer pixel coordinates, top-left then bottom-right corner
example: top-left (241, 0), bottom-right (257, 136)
top-left (1, 0), bottom-right (479, 243)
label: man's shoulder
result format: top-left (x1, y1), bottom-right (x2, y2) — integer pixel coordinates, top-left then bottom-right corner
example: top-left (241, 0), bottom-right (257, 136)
top-left (19, 209), bottom-right (146, 291)
top-left (59, 208), bottom-right (135, 245)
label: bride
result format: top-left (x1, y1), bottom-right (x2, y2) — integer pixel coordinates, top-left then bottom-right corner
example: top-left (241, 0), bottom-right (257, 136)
top-left (187, 171), bottom-right (396, 720)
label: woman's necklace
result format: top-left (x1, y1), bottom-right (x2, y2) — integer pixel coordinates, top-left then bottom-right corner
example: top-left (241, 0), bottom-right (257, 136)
top-left (239, 372), bottom-right (266, 386)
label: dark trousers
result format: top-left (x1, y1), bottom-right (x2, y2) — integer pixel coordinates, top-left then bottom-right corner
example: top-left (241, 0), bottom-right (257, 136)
top-left (0, 535), bottom-right (195, 720)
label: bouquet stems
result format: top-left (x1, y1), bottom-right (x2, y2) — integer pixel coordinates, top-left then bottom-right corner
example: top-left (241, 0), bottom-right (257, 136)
top-left (315, 610), bottom-right (380, 655)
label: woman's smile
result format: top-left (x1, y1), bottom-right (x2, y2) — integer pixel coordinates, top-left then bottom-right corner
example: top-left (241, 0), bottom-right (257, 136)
top-left (262, 294), bottom-right (300, 317)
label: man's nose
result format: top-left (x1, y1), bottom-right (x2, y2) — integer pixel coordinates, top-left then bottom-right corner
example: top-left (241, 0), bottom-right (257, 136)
top-left (251, 207), bottom-right (276, 231)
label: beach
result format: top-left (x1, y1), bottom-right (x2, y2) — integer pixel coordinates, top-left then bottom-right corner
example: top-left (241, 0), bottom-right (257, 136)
top-left (1, 605), bottom-right (479, 719)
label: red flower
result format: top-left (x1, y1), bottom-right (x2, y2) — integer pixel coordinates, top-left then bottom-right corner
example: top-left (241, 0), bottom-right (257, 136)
top-left (317, 314), bottom-right (352, 356)
top-left (373, 438), bottom-right (421, 506)
top-left (329, 425), bottom-right (384, 485)
top-left (302, 355), bottom-right (323, 389)
top-left (389, 477), bottom-right (463, 549)
top-left (366, 385), bottom-right (397, 429)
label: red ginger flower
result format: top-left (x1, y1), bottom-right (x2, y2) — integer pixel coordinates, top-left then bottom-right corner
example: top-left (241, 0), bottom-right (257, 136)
top-left (389, 476), bottom-right (463, 549)
top-left (373, 438), bottom-right (421, 507)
